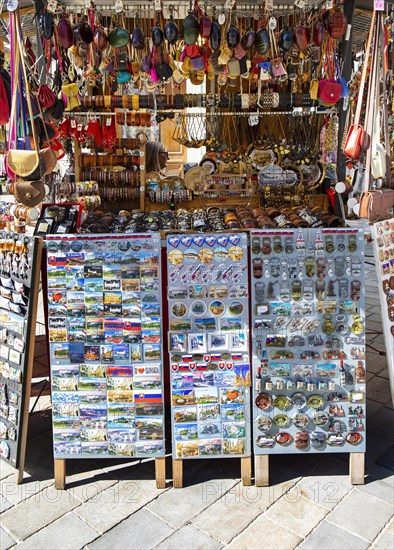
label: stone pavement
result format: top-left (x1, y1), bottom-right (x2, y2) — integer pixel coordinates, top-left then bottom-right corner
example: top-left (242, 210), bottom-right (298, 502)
top-left (0, 246), bottom-right (393, 550)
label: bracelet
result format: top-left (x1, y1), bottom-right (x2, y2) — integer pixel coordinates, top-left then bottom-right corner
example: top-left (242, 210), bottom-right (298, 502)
top-left (132, 94), bottom-right (139, 110)
top-left (104, 95), bottom-right (111, 109)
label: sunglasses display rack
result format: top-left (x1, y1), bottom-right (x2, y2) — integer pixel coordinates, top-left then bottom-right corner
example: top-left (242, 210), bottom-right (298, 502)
top-left (45, 233), bottom-right (166, 489)
top-left (166, 232), bottom-right (252, 487)
top-left (0, 232), bottom-right (42, 483)
top-left (372, 219), bottom-right (394, 405)
top-left (250, 228), bottom-right (366, 486)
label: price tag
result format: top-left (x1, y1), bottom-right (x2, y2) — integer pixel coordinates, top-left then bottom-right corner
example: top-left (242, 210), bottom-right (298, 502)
top-left (294, 0), bottom-right (306, 8)
top-left (70, 119), bottom-right (77, 129)
top-left (154, 0), bottom-right (162, 10)
top-left (106, 117), bottom-right (112, 126)
top-left (374, 0), bottom-right (384, 10)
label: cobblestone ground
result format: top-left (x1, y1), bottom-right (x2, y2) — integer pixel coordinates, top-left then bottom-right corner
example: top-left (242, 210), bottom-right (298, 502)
top-left (1, 246), bottom-right (393, 550)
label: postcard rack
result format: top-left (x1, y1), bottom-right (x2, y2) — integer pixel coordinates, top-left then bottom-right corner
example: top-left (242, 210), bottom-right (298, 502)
top-left (0, 233), bottom-right (43, 484)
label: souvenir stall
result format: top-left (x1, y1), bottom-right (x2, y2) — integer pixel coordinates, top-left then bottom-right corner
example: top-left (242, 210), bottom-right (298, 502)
top-left (0, 0), bottom-right (393, 489)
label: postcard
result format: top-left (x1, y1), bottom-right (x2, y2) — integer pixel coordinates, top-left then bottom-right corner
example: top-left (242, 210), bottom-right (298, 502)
top-left (214, 371), bottom-right (235, 387)
top-left (173, 406), bottom-right (197, 423)
top-left (107, 365), bottom-right (134, 377)
top-left (107, 429), bottom-right (136, 443)
top-left (113, 344), bottom-right (130, 361)
top-left (174, 423), bottom-right (198, 441)
top-left (54, 441), bottom-right (82, 455)
top-left (198, 421), bottom-right (222, 439)
top-left (122, 279), bottom-right (140, 292)
top-left (198, 439), bottom-right (222, 456)
top-left (223, 438), bottom-right (245, 455)
top-left (108, 442), bottom-right (135, 456)
top-left (194, 318), bottom-right (216, 331)
top-left (81, 442), bottom-right (108, 455)
top-left (194, 387), bottom-right (219, 404)
top-left (222, 404), bottom-right (245, 422)
top-left (52, 377), bottom-right (79, 391)
top-left (143, 344), bottom-right (161, 361)
top-left (135, 418), bottom-right (163, 430)
top-left (52, 343), bottom-right (69, 360)
top-left (169, 287), bottom-right (188, 300)
top-left (107, 377), bottom-right (133, 391)
top-left (136, 441), bottom-right (164, 455)
top-left (176, 440), bottom-right (199, 458)
top-left (315, 363), bottom-right (337, 378)
top-left (197, 404), bottom-right (220, 422)
top-left (192, 371), bottom-right (215, 387)
top-left (80, 427), bottom-right (108, 442)
top-left (135, 402), bottom-right (163, 416)
top-left (84, 345), bottom-right (100, 362)
top-left (219, 318), bottom-right (243, 332)
top-left (220, 387), bottom-right (245, 404)
top-left (78, 377), bottom-right (107, 392)
top-left (172, 389), bottom-right (196, 406)
top-left (53, 429), bottom-right (80, 442)
top-left (133, 376), bottom-right (161, 390)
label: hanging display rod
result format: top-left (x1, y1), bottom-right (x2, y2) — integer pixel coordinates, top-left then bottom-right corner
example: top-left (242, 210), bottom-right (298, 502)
top-left (64, 109), bottom-right (336, 117)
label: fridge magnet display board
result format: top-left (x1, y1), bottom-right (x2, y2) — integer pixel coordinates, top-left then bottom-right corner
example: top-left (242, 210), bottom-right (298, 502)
top-left (250, 228), bottom-right (366, 485)
top-left (166, 233), bottom-right (252, 487)
top-left (372, 218), bottom-right (394, 404)
top-left (46, 233), bottom-right (166, 488)
top-left (0, 232), bottom-right (43, 483)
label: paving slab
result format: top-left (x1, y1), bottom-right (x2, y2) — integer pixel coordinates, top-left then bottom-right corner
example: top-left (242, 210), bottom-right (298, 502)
top-left (292, 459), bottom-right (353, 510)
top-left (327, 488), bottom-right (393, 543)
top-left (192, 484), bottom-right (263, 544)
top-left (16, 512), bottom-right (99, 549)
top-left (0, 485), bottom-right (80, 541)
top-left (365, 354), bottom-right (388, 374)
top-left (157, 524), bottom-right (223, 549)
top-left (0, 527), bottom-right (16, 550)
top-left (371, 517), bottom-right (394, 550)
top-left (0, 462), bottom-right (16, 481)
top-left (358, 466), bottom-right (394, 505)
top-left (367, 377), bottom-right (394, 405)
top-left (146, 477), bottom-right (238, 530)
top-left (64, 469), bottom-right (118, 504)
top-left (0, 472), bottom-right (53, 506)
top-left (227, 516), bottom-right (302, 550)
top-left (88, 508), bottom-right (174, 550)
top-left (264, 494), bottom-right (328, 538)
top-left (0, 494), bottom-right (13, 514)
top-left (298, 520), bottom-right (369, 550)
top-left (75, 477), bottom-right (168, 534)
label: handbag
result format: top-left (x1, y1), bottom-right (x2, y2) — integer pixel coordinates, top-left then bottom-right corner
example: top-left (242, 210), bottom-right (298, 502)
top-left (154, 48), bottom-right (173, 81)
top-left (318, 78), bottom-right (342, 106)
top-left (359, 189), bottom-right (394, 222)
top-left (269, 26), bottom-right (287, 80)
top-left (344, 12), bottom-right (376, 160)
top-left (7, 24), bottom-right (40, 179)
top-left (37, 84), bottom-right (56, 108)
top-left (191, 55), bottom-right (206, 71)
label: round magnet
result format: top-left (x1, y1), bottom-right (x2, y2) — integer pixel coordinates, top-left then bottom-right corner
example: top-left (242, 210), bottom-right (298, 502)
top-left (273, 395), bottom-right (292, 411)
top-left (326, 432), bottom-right (345, 446)
top-left (272, 414), bottom-right (291, 428)
top-left (47, 241), bottom-right (59, 253)
top-left (293, 412), bottom-right (309, 428)
top-left (346, 432), bottom-right (363, 445)
top-left (168, 250), bottom-right (184, 265)
top-left (307, 395), bottom-right (325, 409)
top-left (228, 246), bottom-right (244, 261)
top-left (255, 392), bottom-right (272, 410)
top-left (184, 249), bottom-right (198, 263)
top-left (228, 300), bottom-right (244, 316)
top-left (118, 240), bottom-right (130, 252)
top-left (190, 300), bottom-right (207, 316)
top-left (291, 392), bottom-right (307, 409)
top-left (70, 240), bottom-right (83, 252)
top-left (171, 302), bottom-right (187, 318)
top-left (198, 248), bottom-right (214, 264)
top-left (275, 432), bottom-right (292, 446)
top-left (294, 431), bottom-right (309, 449)
top-left (213, 247), bottom-right (228, 263)
top-left (313, 410), bottom-right (329, 426)
top-left (171, 354), bottom-right (182, 362)
top-left (256, 415), bottom-right (272, 431)
top-left (310, 431), bottom-right (326, 449)
top-left (209, 300), bottom-right (225, 316)
top-left (256, 433), bottom-right (275, 448)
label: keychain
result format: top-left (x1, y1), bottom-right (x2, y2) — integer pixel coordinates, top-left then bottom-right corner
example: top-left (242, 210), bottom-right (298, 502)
top-left (273, 236), bottom-right (283, 254)
top-left (303, 280), bottom-right (313, 300)
top-left (322, 314), bottom-right (335, 335)
top-left (305, 257), bottom-right (315, 278)
top-left (351, 315), bottom-right (364, 335)
top-left (325, 236), bottom-right (335, 253)
top-left (335, 314), bottom-right (349, 335)
top-left (292, 280), bottom-right (302, 301)
top-left (348, 235), bottom-right (358, 253)
top-left (270, 258), bottom-right (281, 277)
top-left (336, 235), bottom-right (346, 252)
top-left (316, 280), bottom-right (325, 300)
top-left (284, 238), bottom-right (294, 254)
top-left (255, 282), bottom-right (265, 302)
top-left (261, 238), bottom-right (272, 255)
top-left (252, 237), bottom-right (261, 254)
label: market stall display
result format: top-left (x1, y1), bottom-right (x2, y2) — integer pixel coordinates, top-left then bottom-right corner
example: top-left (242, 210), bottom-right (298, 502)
top-left (250, 227), bottom-right (366, 485)
top-left (0, 231), bottom-right (42, 483)
top-left (166, 232), bottom-right (251, 487)
top-left (372, 218), bottom-right (394, 405)
top-left (45, 233), bottom-right (166, 488)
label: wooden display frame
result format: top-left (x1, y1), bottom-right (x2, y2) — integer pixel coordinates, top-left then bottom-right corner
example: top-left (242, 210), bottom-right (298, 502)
top-left (54, 457), bottom-right (166, 490)
top-left (172, 456), bottom-right (252, 489)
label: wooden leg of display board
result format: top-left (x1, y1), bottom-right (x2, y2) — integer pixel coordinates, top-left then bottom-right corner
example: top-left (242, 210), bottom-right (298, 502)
top-left (350, 453), bottom-right (365, 485)
top-left (241, 457), bottom-right (252, 486)
top-left (54, 459), bottom-right (66, 490)
top-left (155, 457), bottom-right (166, 489)
top-left (16, 238), bottom-right (43, 485)
top-left (255, 455), bottom-right (270, 487)
top-left (172, 459), bottom-right (183, 488)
